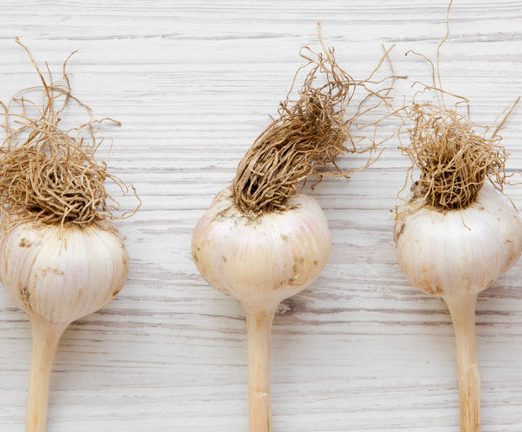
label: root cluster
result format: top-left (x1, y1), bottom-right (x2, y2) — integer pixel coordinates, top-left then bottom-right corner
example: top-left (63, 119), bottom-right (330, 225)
top-left (403, 103), bottom-right (507, 210)
top-left (0, 39), bottom-right (137, 228)
top-left (232, 31), bottom-right (396, 218)
top-left (397, 0), bottom-right (514, 212)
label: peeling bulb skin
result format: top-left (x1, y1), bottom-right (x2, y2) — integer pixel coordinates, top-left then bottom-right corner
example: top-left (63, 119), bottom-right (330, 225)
top-left (192, 189), bottom-right (331, 313)
top-left (0, 221), bottom-right (129, 326)
top-left (395, 183), bottom-right (522, 299)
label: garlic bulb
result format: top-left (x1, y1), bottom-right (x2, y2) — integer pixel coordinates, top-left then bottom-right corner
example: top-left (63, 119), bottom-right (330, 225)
top-left (396, 183), bottom-right (522, 299)
top-left (193, 189), bottom-right (331, 311)
top-left (0, 221), bottom-right (128, 432)
top-left (395, 183), bottom-right (522, 431)
top-left (192, 189), bottom-right (330, 432)
top-left (1, 222), bottom-right (128, 325)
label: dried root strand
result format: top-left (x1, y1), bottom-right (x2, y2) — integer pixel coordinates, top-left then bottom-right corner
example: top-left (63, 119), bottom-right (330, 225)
top-left (402, 103), bottom-right (507, 210)
top-left (0, 39), bottom-right (138, 228)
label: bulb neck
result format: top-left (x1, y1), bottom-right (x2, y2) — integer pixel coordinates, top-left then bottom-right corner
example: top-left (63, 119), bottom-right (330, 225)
top-left (26, 321), bottom-right (66, 432)
top-left (445, 294), bottom-right (480, 432)
top-left (244, 305), bottom-right (277, 432)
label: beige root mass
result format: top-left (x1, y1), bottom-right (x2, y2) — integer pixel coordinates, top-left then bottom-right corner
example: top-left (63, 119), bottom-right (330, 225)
top-left (402, 102), bottom-right (508, 210)
top-left (397, 0), bottom-right (514, 212)
top-left (232, 34), bottom-right (396, 218)
top-left (0, 39), bottom-right (138, 228)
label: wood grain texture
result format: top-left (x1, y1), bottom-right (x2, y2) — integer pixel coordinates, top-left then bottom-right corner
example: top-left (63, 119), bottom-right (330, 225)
top-left (1, 0), bottom-right (522, 430)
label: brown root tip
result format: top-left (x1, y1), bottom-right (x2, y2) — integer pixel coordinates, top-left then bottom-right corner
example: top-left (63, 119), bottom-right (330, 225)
top-left (396, 2), bottom-right (513, 214)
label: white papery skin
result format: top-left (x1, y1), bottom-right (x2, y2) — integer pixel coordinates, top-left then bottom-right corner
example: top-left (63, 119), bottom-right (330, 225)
top-left (192, 189), bottom-right (331, 312)
top-left (395, 182), bottom-right (522, 299)
top-left (0, 221), bottom-right (129, 326)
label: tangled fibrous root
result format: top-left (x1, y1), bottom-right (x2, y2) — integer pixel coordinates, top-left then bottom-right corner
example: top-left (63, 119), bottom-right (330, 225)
top-left (232, 28), bottom-right (397, 218)
top-left (402, 102), bottom-right (508, 210)
top-left (0, 38), bottom-right (139, 229)
top-left (397, 0), bottom-right (516, 213)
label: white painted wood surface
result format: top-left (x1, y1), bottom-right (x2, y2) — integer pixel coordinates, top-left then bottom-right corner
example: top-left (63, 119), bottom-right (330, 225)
top-left (0, 0), bottom-right (522, 430)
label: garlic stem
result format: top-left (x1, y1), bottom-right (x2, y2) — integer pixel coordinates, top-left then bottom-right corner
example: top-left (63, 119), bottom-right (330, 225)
top-left (26, 322), bottom-right (65, 432)
top-left (445, 294), bottom-right (480, 432)
top-left (245, 307), bottom-right (276, 432)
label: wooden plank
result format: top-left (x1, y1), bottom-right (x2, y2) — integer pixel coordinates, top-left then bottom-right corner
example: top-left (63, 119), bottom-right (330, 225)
top-left (0, 0), bottom-right (522, 430)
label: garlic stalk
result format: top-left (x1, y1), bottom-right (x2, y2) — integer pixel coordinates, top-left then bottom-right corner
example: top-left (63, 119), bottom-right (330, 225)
top-left (0, 40), bottom-right (137, 432)
top-left (192, 30), bottom-right (395, 431)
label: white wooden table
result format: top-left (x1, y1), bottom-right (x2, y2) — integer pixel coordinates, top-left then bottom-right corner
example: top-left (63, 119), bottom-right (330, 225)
top-left (1, 1), bottom-right (522, 430)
